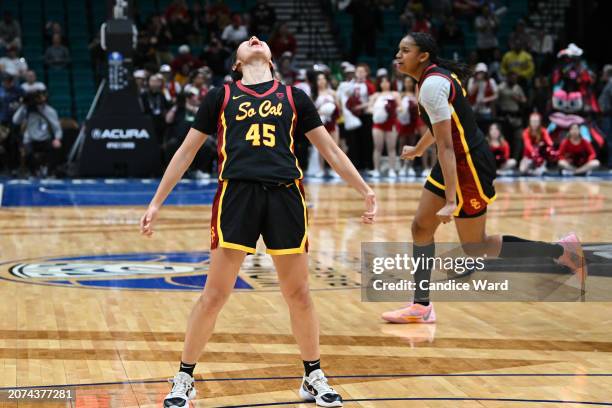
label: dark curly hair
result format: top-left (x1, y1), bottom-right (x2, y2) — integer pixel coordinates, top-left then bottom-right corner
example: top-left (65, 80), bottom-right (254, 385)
top-left (407, 32), bottom-right (473, 84)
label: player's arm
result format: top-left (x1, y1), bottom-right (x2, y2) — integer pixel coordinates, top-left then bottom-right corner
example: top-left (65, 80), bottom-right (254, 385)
top-left (140, 128), bottom-right (208, 236)
top-left (432, 119), bottom-right (457, 222)
top-left (140, 86), bottom-right (222, 236)
top-left (419, 76), bottom-right (457, 223)
top-left (401, 127), bottom-right (434, 160)
top-left (306, 125), bottom-right (376, 223)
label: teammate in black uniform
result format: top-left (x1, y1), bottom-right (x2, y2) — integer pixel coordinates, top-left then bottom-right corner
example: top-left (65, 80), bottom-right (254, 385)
top-left (140, 36), bottom-right (375, 407)
top-left (381, 32), bottom-right (586, 324)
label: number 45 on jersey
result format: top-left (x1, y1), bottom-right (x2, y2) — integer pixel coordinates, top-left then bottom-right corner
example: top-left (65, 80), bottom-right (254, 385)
top-left (245, 124), bottom-right (276, 147)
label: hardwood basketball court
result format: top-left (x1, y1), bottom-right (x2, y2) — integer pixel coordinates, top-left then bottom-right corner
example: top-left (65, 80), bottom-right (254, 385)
top-left (0, 178), bottom-right (611, 407)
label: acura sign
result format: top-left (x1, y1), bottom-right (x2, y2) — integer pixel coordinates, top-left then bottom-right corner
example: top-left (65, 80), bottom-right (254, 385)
top-left (79, 115), bottom-right (160, 177)
top-left (91, 128), bottom-right (151, 140)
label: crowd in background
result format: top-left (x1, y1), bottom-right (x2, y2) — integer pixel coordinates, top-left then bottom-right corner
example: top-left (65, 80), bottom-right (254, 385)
top-left (0, 0), bottom-right (611, 178)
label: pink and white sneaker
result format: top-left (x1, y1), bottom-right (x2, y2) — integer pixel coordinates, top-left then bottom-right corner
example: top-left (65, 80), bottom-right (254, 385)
top-left (555, 232), bottom-right (588, 284)
top-left (381, 303), bottom-right (436, 324)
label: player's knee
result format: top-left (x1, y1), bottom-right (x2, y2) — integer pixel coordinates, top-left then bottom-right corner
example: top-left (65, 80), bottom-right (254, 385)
top-left (282, 284), bottom-right (312, 309)
top-left (199, 289), bottom-right (231, 311)
top-left (411, 218), bottom-right (435, 242)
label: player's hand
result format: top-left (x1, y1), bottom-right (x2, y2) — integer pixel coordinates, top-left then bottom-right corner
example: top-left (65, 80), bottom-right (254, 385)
top-left (436, 202), bottom-right (456, 224)
top-left (361, 191), bottom-right (376, 224)
top-left (52, 139), bottom-right (61, 149)
top-left (140, 205), bottom-right (159, 237)
top-left (400, 145), bottom-right (422, 160)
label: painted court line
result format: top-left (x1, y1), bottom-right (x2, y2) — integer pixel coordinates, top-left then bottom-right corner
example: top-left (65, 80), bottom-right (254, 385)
top-left (218, 397), bottom-right (612, 407)
top-left (1, 373), bottom-right (610, 391)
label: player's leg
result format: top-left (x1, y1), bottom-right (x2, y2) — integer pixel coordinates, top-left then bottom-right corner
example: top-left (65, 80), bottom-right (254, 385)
top-left (164, 247), bottom-right (245, 408)
top-left (372, 127), bottom-right (384, 176)
top-left (409, 189), bottom-right (444, 304)
top-left (454, 212), bottom-right (586, 283)
top-left (273, 253), bottom-right (342, 407)
top-left (385, 129), bottom-right (398, 176)
top-left (182, 248), bottom-right (246, 363)
top-left (273, 253), bottom-right (319, 360)
top-left (165, 180), bottom-right (260, 407)
top-left (262, 179), bottom-right (342, 407)
top-left (381, 188), bottom-right (444, 323)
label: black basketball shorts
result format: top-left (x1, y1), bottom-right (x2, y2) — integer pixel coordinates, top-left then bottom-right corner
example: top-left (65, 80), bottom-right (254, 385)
top-left (210, 179), bottom-right (308, 254)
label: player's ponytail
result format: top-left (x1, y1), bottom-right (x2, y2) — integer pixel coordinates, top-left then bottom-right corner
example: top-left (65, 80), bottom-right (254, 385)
top-left (408, 32), bottom-right (473, 84)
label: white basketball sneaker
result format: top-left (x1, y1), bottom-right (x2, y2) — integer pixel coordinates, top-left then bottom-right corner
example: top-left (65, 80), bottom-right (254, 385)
top-left (298, 369), bottom-right (343, 407)
top-left (163, 372), bottom-right (196, 407)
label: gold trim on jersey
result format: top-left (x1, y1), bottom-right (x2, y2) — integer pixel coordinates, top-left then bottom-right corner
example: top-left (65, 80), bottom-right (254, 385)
top-left (216, 180), bottom-right (257, 254)
top-left (451, 109), bottom-right (497, 205)
top-left (426, 174), bottom-right (445, 191)
top-left (265, 180), bottom-right (308, 255)
top-left (288, 112), bottom-right (304, 179)
top-left (450, 73), bottom-right (467, 97)
top-left (218, 112), bottom-right (228, 181)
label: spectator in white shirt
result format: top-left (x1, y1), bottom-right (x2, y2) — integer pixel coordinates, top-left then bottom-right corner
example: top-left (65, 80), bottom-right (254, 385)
top-left (0, 45), bottom-right (27, 78)
top-left (467, 62), bottom-right (498, 131)
top-left (21, 70), bottom-right (46, 94)
top-left (221, 13), bottom-right (248, 48)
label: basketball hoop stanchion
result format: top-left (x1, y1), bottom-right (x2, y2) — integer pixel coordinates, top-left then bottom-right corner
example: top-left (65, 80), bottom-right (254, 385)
top-left (71, 0), bottom-right (160, 178)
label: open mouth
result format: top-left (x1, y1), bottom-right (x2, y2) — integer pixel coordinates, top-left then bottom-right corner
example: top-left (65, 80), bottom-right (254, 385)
top-left (249, 37), bottom-right (263, 47)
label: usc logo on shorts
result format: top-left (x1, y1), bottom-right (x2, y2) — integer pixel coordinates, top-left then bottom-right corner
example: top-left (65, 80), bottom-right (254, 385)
top-left (210, 226), bottom-right (216, 242)
top-left (470, 198), bottom-right (482, 210)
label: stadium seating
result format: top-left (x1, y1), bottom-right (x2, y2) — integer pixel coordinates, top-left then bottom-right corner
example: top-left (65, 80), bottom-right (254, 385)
top-left (7, 0), bottom-right (257, 121)
top-left (332, 0), bottom-right (529, 68)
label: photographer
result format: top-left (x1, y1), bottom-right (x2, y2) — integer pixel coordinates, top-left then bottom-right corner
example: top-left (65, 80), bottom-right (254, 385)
top-left (0, 74), bottom-right (23, 172)
top-left (12, 90), bottom-right (62, 176)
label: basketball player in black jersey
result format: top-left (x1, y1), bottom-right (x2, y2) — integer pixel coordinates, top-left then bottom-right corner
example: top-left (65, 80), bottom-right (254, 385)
top-left (381, 32), bottom-right (586, 324)
top-left (140, 36), bottom-right (375, 407)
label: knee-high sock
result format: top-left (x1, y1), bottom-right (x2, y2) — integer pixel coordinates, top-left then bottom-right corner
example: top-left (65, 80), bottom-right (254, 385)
top-left (413, 242), bottom-right (435, 305)
top-left (499, 235), bottom-right (563, 258)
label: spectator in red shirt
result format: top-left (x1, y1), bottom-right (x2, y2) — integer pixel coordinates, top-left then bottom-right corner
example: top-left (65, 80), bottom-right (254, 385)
top-left (269, 22), bottom-right (296, 60)
top-left (164, 0), bottom-right (189, 21)
top-left (558, 124), bottom-right (600, 175)
top-left (519, 112), bottom-right (554, 175)
top-left (487, 123), bottom-right (516, 172)
top-left (411, 12), bottom-right (432, 34)
top-left (171, 44), bottom-right (202, 74)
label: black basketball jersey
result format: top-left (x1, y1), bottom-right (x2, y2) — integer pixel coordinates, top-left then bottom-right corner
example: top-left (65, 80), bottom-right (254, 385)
top-left (417, 64), bottom-right (487, 155)
top-left (216, 80), bottom-right (303, 183)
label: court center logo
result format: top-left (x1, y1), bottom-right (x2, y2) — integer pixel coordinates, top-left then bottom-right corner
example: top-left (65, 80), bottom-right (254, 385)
top-left (2, 252), bottom-right (252, 291)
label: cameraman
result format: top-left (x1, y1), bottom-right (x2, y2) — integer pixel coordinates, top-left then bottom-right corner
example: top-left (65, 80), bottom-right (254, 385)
top-left (12, 90), bottom-right (62, 176)
top-left (0, 74), bottom-right (23, 172)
